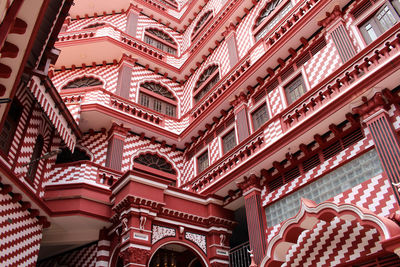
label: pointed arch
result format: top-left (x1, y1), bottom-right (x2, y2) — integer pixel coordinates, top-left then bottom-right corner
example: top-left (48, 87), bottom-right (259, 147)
top-left (193, 64), bottom-right (220, 103)
top-left (144, 28), bottom-right (178, 55)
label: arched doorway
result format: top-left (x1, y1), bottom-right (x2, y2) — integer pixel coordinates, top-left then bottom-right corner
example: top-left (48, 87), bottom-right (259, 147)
top-left (149, 243), bottom-right (205, 267)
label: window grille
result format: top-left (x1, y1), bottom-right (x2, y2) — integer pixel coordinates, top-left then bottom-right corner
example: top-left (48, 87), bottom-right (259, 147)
top-left (222, 129), bottom-right (237, 154)
top-left (194, 65), bottom-right (220, 103)
top-left (251, 104), bottom-right (269, 131)
top-left (285, 75), bottom-right (307, 105)
top-left (144, 29), bottom-right (177, 55)
top-left (192, 11), bottom-right (213, 39)
top-left (139, 83), bottom-right (177, 117)
top-left (63, 77), bottom-right (103, 89)
top-left (197, 151), bottom-right (209, 173)
top-left (134, 153), bottom-right (176, 174)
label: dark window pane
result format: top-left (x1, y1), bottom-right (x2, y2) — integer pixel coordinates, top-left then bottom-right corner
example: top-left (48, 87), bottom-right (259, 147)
top-left (285, 76), bottom-right (307, 105)
top-left (197, 151), bottom-right (209, 173)
top-left (252, 104), bottom-right (269, 130)
top-left (223, 129), bottom-right (236, 154)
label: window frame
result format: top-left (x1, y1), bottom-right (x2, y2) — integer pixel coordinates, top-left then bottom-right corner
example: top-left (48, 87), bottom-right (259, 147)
top-left (26, 135), bottom-right (44, 183)
top-left (193, 65), bottom-right (220, 104)
top-left (221, 127), bottom-right (237, 155)
top-left (251, 102), bottom-right (270, 131)
top-left (284, 74), bottom-right (307, 106)
top-left (144, 29), bottom-right (178, 56)
top-left (138, 85), bottom-right (178, 118)
top-left (358, 1), bottom-right (400, 45)
top-left (253, 0), bottom-right (294, 42)
top-left (196, 149), bottom-right (209, 174)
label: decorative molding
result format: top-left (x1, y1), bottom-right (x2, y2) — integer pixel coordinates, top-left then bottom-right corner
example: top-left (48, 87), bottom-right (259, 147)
top-left (185, 231), bottom-right (207, 255)
top-left (152, 224), bottom-right (176, 244)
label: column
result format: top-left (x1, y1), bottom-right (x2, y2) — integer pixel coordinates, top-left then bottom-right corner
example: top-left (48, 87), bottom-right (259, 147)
top-left (238, 174), bottom-right (267, 264)
top-left (115, 55), bottom-right (136, 99)
top-left (125, 4), bottom-right (142, 37)
top-left (105, 123), bottom-right (129, 171)
top-left (232, 92), bottom-right (250, 143)
top-left (353, 90), bottom-right (400, 205)
top-left (318, 5), bottom-right (357, 63)
top-left (95, 228), bottom-right (110, 267)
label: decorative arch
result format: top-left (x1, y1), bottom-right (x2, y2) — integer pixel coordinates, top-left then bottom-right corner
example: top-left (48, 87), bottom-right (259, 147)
top-left (254, 0), bottom-right (283, 29)
top-left (62, 75), bottom-right (104, 89)
top-left (130, 149), bottom-right (181, 182)
top-left (148, 239), bottom-right (210, 267)
top-left (138, 80), bottom-right (178, 117)
top-left (261, 198), bottom-right (400, 266)
top-left (192, 10), bottom-right (213, 40)
top-left (144, 27), bottom-right (178, 55)
top-left (193, 64), bottom-right (220, 103)
top-left (133, 152), bottom-right (176, 175)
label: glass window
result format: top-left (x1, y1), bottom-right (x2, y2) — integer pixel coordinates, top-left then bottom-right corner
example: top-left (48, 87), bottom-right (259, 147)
top-left (285, 75), bottom-right (307, 105)
top-left (139, 92), bottom-right (177, 117)
top-left (144, 29), bottom-right (177, 55)
top-left (197, 151), bottom-right (209, 173)
top-left (0, 101), bottom-right (22, 154)
top-left (360, 2), bottom-right (400, 44)
top-left (194, 65), bottom-right (220, 103)
top-left (265, 149), bottom-right (382, 226)
top-left (222, 129), bottom-right (236, 154)
top-left (252, 103), bottom-right (269, 131)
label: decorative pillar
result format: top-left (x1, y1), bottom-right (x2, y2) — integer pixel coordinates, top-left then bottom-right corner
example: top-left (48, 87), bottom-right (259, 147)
top-left (318, 5), bottom-right (357, 63)
top-left (238, 174), bottom-right (266, 264)
top-left (115, 55), bottom-right (136, 99)
top-left (95, 228), bottom-right (110, 267)
top-left (353, 90), bottom-right (400, 205)
top-left (231, 92), bottom-right (250, 143)
top-left (105, 123), bottom-right (129, 171)
top-left (222, 23), bottom-right (239, 68)
top-left (125, 4), bottom-right (142, 37)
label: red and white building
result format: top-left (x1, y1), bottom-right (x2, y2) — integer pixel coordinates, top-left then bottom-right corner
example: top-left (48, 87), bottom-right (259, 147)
top-left (2, 0), bottom-right (400, 266)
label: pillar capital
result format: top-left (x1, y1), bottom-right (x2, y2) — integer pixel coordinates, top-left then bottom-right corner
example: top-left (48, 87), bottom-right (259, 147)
top-left (317, 5), bottom-right (343, 29)
top-left (237, 174), bottom-right (262, 196)
top-left (119, 247), bottom-right (151, 266)
top-left (352, 91), bottom-right (390, 121)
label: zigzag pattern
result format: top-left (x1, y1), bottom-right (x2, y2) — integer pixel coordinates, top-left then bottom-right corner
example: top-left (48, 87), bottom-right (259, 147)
top-left (79, 132), bottom-right (109, 166)
top-left (0, 194), bottom-right (42, 267)
top-left (209, 138), bottom-right (220, 164)
top-left (182, 157), bottom-right (195, 184)
top-left (67, 14), bottom-right (127, 32)
top-left (283, 218), bottom-right (382, 266)
top-left (268, 87), bottom-right (283, 116)
top-left (304, 34), bottom-right (341, 88)
top-left (264, 118), bottom-right (283, 146)
top-left (66, 103), bottom-right (81, 124)
top-left (249, 43), bottom-right (266, 64)
top-left (37, 242), bottom-right (97, 267)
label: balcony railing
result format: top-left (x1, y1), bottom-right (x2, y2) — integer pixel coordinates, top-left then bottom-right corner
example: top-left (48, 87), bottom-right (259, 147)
top-left (229, 242), bottom-right (251, 267)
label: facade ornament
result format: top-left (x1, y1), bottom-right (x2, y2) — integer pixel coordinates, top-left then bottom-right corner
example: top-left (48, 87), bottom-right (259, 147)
top-left (179, 226), bottom-right (184, 234)
top-left (237, 174), bottom-right (261, 194)
top-left (317, 5), bottom-right (343, 28)
top-left (248, 250), bottom-right (258, 267)
top-left (185, 232), bottom-right (207, 254)
top-left (219, 234), bottom-right (226, 246)
top-left (152, 225), bottom-right (176, 244)
top-left (230, 91), bottom-right (249, 107)
top-left (120, 247), bottom-right (150, 265)
top-left (139, 216), bottom-right (146, 230)
top-left (222, 22), bottom-right (237, 37)
top-left (352, 91), bottom-right (389, 119)
top-left (122, 217), bottom-right (128, 232)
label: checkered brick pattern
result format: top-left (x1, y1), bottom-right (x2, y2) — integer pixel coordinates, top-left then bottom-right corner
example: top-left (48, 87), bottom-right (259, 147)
top-left (67, 14), bottom-right (127, 32)
top-left (45, 162), bottom-right (100, 186)
top-left (331, 174), bottom-right (398, 217)
top-left (164, 116), bottom-right (189, 134)
top-left (282, 218), bottom-right (382, 266)
top-left (263, 118), bottom-right (283, 145)
top-left (182, 157), bottom-right (195, 184)
top-left (268, 87), bottom-right (284, 116)
top-left (249, 43), bottom-right (266, 65)
top-left (37, 242), bottom-right (97, 267)
top-left (0, 194), bottom-right (42, 267)
top-left (209, 138), bottom-right (221, 164)
top-left (66, 103), bottom-right (81, 124)
top-left (52, 64), bottom-right (119, 94)
top-left (166, 51), bottom-right (188, 69)
top-left (262, 132), bottom-right (375, 205)
top-left (304, 35), bottom-right (341, 89)
top-left (121, 134), bottom-right (185, 184)
top-left (235, 0), bottom-right (263, 58)
top-left (79, 132), bottom-right (109, 166)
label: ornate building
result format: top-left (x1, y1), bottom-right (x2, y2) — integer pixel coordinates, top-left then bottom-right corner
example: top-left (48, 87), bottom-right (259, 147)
top-left (2, 0), bottom-right (400, 266)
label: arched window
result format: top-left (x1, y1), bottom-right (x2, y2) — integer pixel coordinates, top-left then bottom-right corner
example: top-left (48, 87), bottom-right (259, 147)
top-left (157, 0), bottom-right (178, 9)
top-left (139, 82), bottom-right (177, 117)
top-left (144, 28), bottom-right (177, 55)
top-left (253, 0), bottom-right (293, 41)
top-left (63, 77), bottom-right (103, 89)
top-left (193, 65), bottom-right (220, 103)
top-left (192, 11), bottom-right (213, 41)
top-left (27, 135), bottom-right (44, 182)
top-left (83, 22), bottom-right (106, 29)
top-left (56, 147), bottom-right (91, 164)
top-left (134, 153), bottom-right (176, 175)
